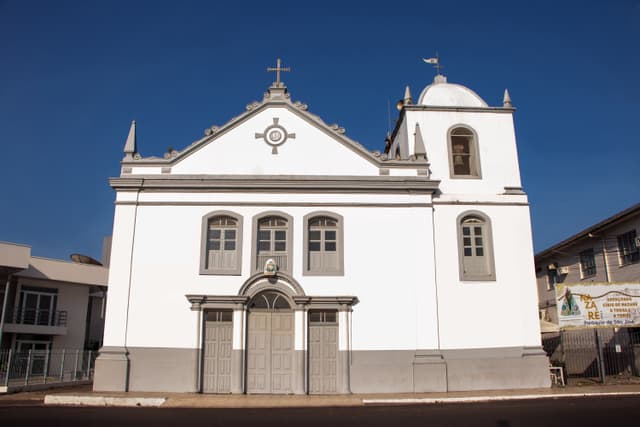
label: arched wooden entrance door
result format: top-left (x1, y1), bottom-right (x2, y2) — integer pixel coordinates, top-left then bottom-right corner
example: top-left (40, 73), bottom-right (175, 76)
top-left (246, 290), bottom-right (294, 394)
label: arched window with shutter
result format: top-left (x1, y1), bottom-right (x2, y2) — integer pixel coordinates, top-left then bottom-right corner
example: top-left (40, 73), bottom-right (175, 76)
top-left (303, 212), bottom-right (344, 276)
top-left (252, 211), bottom-right (293, 273)
top-left (457, 211), bottom-right (495, 281)
top-left (200, 211), bottom-right (243, 275)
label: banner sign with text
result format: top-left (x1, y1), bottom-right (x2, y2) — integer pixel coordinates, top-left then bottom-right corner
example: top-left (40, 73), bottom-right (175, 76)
top-left (556, 282), bottom-right (640, 329)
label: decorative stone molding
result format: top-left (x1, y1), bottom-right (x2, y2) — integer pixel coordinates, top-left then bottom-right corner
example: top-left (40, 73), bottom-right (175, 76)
top-left (292, 101), bottom-right (308, 111)
top-left (185, 294), bottom-right (249, 311)
top-left (238, 271), bottom-right (306, 298)
top-left (204, 125), bottom-right (220, 136)
top-left (292, 295), bottom-right (359, 308)
top-left (254, 117), bottom-right (296, 154)
top-left (503, 186), bottom-right (526, 195)
top-left (163, 149), bottom-right (178, 159)
top-left (329, 124), bottom-right (346, 134)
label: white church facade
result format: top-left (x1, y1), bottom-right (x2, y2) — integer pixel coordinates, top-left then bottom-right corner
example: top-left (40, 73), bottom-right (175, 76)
top-left (94, 63), bottom-right (549, 393)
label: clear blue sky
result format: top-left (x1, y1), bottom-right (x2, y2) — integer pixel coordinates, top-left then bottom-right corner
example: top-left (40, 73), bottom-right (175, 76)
top-left (1, 0), bottom-right (639, 261)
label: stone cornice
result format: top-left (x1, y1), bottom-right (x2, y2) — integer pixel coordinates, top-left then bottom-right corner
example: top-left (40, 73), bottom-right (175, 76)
top-left (185, 295), bottom-right (249, 304)
top-left (185, 294), bottom-right (359, 311)
top-left (403, 105), bottom-right (516, 114)
top-left (292, 296), bottom-right (359, 306)
top-left (109, 175), bottom-right (440, 194)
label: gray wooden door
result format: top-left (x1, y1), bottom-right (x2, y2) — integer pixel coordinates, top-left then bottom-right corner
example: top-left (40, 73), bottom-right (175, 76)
top-left (270, 312), bottom-right (294, 393)
top-left (203, 311), bottom-right (233, 393)
top-left (246, 297), bottom-right (294, 394)
top-left (247, 311), bottom-right (271, 392)
top-left (309, 311), bottom-right (338, 394)
top-left (247, 311), bottom-right (294, 394)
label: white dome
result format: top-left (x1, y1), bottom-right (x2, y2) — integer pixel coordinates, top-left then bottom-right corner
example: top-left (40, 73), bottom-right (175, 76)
top-left (418, 76), bottom-right (488, 108)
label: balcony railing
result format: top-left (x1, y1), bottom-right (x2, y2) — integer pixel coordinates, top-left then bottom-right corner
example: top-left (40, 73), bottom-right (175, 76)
top-left (2, 307), bottom-right (68, 327)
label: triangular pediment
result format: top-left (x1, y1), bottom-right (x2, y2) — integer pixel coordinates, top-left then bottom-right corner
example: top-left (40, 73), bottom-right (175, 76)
top-left (120, 84), bottom-right (430, 178)
top-left (166, 100), bottom-right (380, 176)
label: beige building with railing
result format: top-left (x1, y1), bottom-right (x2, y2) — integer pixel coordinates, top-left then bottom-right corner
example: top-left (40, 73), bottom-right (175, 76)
top-left (0, 241), bottom-right (108, 355)
top-left (534, 203), bottom-right (640, 379)
top-left (535, 203), bottom-right (640, 323)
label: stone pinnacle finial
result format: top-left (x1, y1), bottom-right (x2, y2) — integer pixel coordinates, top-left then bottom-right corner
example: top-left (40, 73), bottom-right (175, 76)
top-left (123, 120), bottom-right (137, 159)
top-left (404, 85), bottom-right (413, 105)
top-left (413, 123), bottom-right (427, 161)
top-left (503, 89), bottom-right (513, 108)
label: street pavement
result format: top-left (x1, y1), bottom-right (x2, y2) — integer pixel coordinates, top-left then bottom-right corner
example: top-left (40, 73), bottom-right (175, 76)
top-left (1, 395), bottom-right (640, 427)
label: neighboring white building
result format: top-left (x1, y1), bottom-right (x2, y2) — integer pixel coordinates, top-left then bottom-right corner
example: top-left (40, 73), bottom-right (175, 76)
top-left (94, 68), bottom-right (548, 394)
top-left (0, 241), bottom-right (108, 355)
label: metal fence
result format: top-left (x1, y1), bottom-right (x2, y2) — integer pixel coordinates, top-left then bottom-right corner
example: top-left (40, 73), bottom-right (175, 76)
top-left (543, 327), bottom-right (640, 383)
top-left (0, 349), bottom-right (95, 387)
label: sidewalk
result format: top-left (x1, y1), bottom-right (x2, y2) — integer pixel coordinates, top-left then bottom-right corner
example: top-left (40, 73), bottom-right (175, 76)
top-left (3, 382), bottom-right (640, 408)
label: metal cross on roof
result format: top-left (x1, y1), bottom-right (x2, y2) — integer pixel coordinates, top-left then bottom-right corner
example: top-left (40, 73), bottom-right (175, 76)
top-left (267, 58), bottom-right (291, 85)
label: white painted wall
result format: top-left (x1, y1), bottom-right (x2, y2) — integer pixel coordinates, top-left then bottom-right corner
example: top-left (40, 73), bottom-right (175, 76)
top-left (102, 203), bottom-right (137, 348)
top-left (433, 204), bottom-right (541, 349)
top-left (108, 194), bottom-right (541, 353)
top-left (115, 193), bottom-right (439, 351)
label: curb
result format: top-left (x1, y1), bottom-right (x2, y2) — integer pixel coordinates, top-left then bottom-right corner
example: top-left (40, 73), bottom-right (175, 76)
top-left (362, 391), bottom-right (640, 406)
top-left (44, 395), bottom-right (166, 407)
top-left (40, 390), bottom-right (640, 408)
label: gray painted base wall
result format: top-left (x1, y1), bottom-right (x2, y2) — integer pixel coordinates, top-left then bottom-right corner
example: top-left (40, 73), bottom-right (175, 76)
top-left (443, 346), bottom-right (551, 391)
top-left (94, 345), bottom-right (550, 393)
top-left (93, 347), bottom-right (129, 392)
top-left (350, 350), bottom-right (417, 393)
top-left (231, 349), bottom-right (244, 393)
top-left (94, 346), bottom-right (199, 393)
top-left (128, 347), bottom-right (198, 392)
top-left (294, 350), bottom-right (305, 394)
top-left (350, 347), bottom-right (550, 393)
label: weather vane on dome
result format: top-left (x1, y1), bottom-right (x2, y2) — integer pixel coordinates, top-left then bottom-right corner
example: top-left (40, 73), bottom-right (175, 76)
top-left (423, 53), bottom-right (443, 75)
top-left (267, 58), bottom-right (291, 86)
